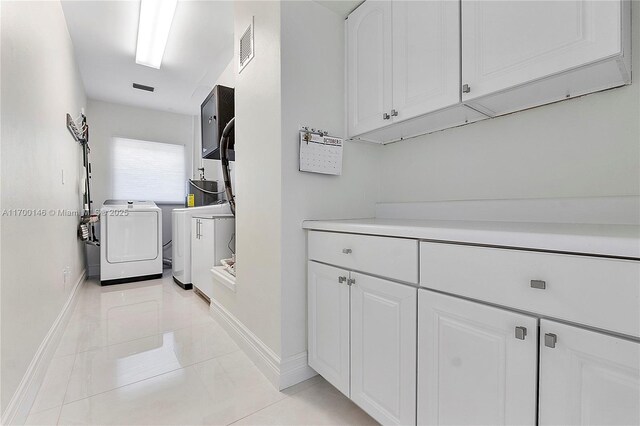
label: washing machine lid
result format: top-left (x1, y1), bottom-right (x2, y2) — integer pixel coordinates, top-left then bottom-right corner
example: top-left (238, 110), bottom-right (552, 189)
top-left (102, 200), bottom-right (159, 210)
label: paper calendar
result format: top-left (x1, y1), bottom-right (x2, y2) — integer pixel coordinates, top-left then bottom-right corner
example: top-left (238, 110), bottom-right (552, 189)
top-left (299, 131), bottom-right (343, 175)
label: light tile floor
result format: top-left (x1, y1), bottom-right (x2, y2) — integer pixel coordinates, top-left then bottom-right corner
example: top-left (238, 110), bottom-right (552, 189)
top-left (25, 273), bottom-right (376, 425)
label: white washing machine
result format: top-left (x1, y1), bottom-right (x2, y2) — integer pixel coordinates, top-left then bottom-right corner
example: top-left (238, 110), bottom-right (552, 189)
top-left (172, 203), bottom-right (232, 289)
top-left (100, 200), bottom-right (162, 285)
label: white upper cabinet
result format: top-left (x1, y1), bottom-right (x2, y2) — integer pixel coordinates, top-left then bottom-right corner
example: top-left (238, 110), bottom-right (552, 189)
top-left (539, 319), bottom-right (640, 426)
top-left (307, 261), bottom-right (351, 397)
top-left (350, 273), bottom-right (416, 425)
top-left (348, 0), bottom-right (474, 141)
top-left (391, 0), bottom-right (460, 122)
top-left (462, 0), bottom-right (631, 115)
top-left (418, 290), bottom-right (538, 426)
top-left (346, 0), bottom-right (631, 142)
top-left (347, 1), bottom-right (392, 136)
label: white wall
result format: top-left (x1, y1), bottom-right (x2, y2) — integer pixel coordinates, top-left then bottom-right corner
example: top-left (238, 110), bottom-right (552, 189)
top-left (210, 0), bottom-right (379, 373)
top-left (85, 100), bottom-right (194, 274)
top-left (377, 3), bottom-right (640, 204)
top-left (1, 1), bottom-right (87, 412)
top-left (211, 0), bottom-right (284, 357)
top-left (279, 0), bottom-right (379, 359)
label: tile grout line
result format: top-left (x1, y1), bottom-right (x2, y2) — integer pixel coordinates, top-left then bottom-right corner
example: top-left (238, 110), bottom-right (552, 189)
top-left (55, 347), bottom-right (243, 410)
top-left (54, 311), bottom-right (217, 359)
top-left (51, 283), bottom-right (209, 420)
top-left (55, 349), bottom-right (79, 426)
top-left (49, 278), bottom-right (248, 423)
top-left (55, 284), bottom-right (86, 425)
top-left (225, 378), bottom-right (325, 426)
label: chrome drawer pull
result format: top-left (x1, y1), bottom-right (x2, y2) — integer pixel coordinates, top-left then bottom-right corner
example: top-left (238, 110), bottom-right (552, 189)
top-left (338, 276), bottom-right (347, 284)
top-left (530, 280), bottom-right (546, 290)
top-left (544, 333), bottom-right (557, 348)
top-left (515, 326), bottom-right (527, 340)
top-left (342, 248), bottom-right (352, 254)
top-left (347, 278), bottom-right (356, 286)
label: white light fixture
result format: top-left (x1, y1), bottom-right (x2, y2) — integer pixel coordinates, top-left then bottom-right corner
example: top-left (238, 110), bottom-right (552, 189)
top-left (135, 0), bottom-right (178, 69)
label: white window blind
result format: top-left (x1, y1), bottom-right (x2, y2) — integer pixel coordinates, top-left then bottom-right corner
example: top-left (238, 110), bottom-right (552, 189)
top-left (111, 137), bottom-right (185, 203)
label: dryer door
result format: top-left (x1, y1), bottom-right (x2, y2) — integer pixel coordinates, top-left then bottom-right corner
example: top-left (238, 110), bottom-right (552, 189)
top-left (106, 211), bottom-right (159, 263)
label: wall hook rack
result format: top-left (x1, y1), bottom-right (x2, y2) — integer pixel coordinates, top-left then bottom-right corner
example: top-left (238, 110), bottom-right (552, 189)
top-left (66, 113), bottom-right (88, 144)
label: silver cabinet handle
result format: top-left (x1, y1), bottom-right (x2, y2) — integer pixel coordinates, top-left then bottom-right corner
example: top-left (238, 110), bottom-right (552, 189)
top-left (530, 280), bottom-right (546, 290)
top-left (338, 276), bottom-right (347, 284)
top-left (390, 109), bottom-right (398, 117)
top-left (544, 333), bottom-right (557, 348)
top-left (515, 326), bottom-right (527, 340)
top-left (342, 248), bottom-right (352, 254)
top-left (462, 84), bottom-right (471, 93)
top-left (196, 220), bottom-right (200, 239)
top-left (347, 278), bottom-right (356, 286)
top-left (383, 112), bottom-right (390, 120)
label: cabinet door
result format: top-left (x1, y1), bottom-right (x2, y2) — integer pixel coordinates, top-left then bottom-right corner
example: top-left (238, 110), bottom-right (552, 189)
top-left (418, 290), bottom-right (538, 425)
top-left (539, 319), bottom-right (640, 426)
top-left (351, 273), bottom-right (416, 425)
top-left (347, 0), bottom-right (392, 137)
top-left (191, 218), bottom-right (215, 298)
top-left (308, 261), bottom-right (350, 397)
top-left (462, 0), bottom-right (623, 102)
top-left (392, 0), bottom-right (459, 122)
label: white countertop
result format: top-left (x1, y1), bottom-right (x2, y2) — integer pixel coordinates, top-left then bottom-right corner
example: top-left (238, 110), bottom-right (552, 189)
top-left (302, 218), bottom-right (640, 259)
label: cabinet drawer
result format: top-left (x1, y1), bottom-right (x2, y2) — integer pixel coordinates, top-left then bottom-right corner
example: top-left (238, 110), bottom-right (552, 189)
top-left (420, 242), bottom-right (640, 338)
top-left (308, 231), bottom-right (418, 283)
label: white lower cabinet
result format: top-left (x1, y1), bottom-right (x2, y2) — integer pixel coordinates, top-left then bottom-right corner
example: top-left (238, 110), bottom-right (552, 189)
top-left (307, 261), bottom-right (351, 396)
top-left (539, 319), bottom-right (640, 426)
top-left (351, 272), bottom-right (417, 425)
top-left (191, 217), bottom-right (234, 299)
top-left (307, 260), bottom-right (417, 425)
top-left (418, 290), bottom-right (538, 425)
top-left (308, 231), bottom-right (639, 426)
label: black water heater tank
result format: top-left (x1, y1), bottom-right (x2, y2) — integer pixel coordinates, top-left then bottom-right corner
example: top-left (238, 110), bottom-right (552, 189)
top-left (201, 85), bottom-right (235, 160)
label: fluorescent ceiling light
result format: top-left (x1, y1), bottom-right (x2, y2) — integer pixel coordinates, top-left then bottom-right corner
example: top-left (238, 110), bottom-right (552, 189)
top-left (135, 0), bottom-right (178, 69)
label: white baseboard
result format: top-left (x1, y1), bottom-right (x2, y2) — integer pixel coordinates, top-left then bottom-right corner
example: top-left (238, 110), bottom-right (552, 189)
top-left (279, 351), bottom-right (318, 389)
top-left (209, 298), bottom-right (317, 391)
top-left (1, 270), bottom-right (86, 426)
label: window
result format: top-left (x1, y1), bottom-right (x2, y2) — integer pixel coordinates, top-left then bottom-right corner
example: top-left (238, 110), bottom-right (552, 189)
top-left (111, 137), bottom-right (185, 203)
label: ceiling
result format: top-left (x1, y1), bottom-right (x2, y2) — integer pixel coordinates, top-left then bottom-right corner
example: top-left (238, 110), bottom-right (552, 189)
top-left (314, 0), bottom-right (363, 18)
top-left (61, 1), bottom-right (234, 116)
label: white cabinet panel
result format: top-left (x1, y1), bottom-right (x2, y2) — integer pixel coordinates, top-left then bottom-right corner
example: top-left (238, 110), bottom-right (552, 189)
top-left (191, 217), bottom-right (234, 299)
top-left (420, 242), bottom-right (640, 338)
top-left (308, 261), bottom-right (351, 397)
top-left (351, 273), bottom-right (416, 425)
top-left (191, 218), bottom-right (215, 299)
top-left (347, 0), bottom-right (392, 136)
top-left (462, 0), bottom-right (625, 103)
top-left (308, 231), bottom-right (418, 283)
top-left (418, 290), bottom-right (538, 425)
top-left (392, 0), bottom-right (460, 122)
top-left (539, 320), bottom-right (640, 426)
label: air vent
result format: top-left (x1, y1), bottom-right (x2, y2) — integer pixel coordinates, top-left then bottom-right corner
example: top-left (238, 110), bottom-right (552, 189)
top-left (132, 83), bottom-right (154, 92)
top-left (239, 17), bottom-right (254, 73)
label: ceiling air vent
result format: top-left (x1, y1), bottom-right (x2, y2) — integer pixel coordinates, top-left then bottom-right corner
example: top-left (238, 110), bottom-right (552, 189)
top-left (132, 83), bottom-right (154, 92)
top-left (239, 17), bottom-right (254, 73)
